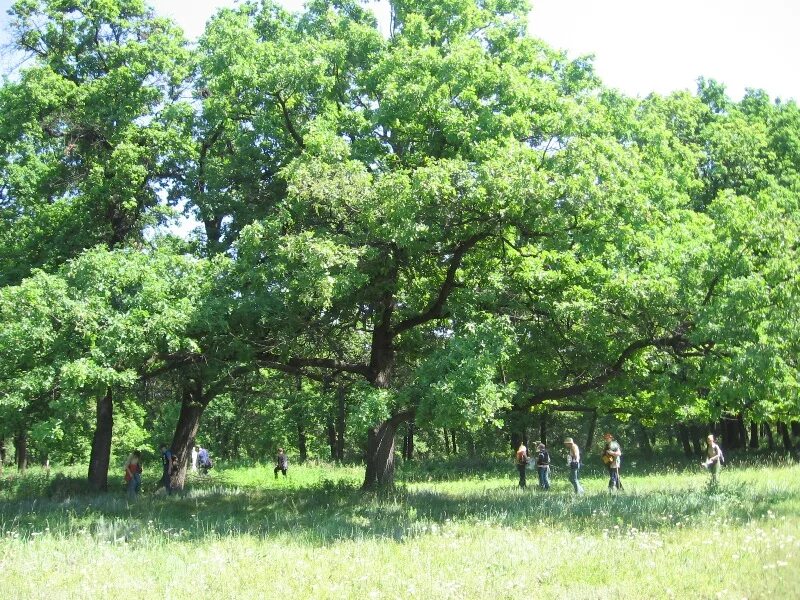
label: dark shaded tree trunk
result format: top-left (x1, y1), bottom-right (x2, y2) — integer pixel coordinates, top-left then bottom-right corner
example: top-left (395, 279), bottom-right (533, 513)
top-left (0, 436), bottom-right (5, 467)
top-left (736, 415), bottom-right (747, 448)
top-left (443, 428), bottom-right (450, 455)
top-left (777, 422), bottom-right (794, 451)
top-left (585, 409), bottom-right (598, 455)
top-left (327, 418), bottom-right (337, 460)
top-left (403, 420), bottom-right (415, 461)
top-left (637, 421), bottom-right (653, 457)
top-left (539, 412), bottom-right (547, 447)
top-left (791, 421), bottom-right (800, 438)
top-left (690, 425), bottom-right (703, 456)
top-left (451, 430), bottom-right (457, 455)
top-left (749, 421), bottom-right (760, 449)
top-left (169, 382), bottom-right (207, 490)
top-left (14, 431), bottom-right (27, 471)
top-left (763, 422), bottom-right (775, 451)
top-left (297, 421), bottom-right (308, 462)
top-left (362, 411), bottom-right (413, 489)
top-left (87, 388), bottom-right (113, 491)
top-left (678, 424), bottom-right (693, 457)
top-left (335, 384), bottom-right (346, 461)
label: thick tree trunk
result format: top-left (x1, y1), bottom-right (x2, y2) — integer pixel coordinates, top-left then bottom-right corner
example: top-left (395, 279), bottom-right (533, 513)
top-left (87, 388), bottom-right (113, 491)
top-left (764, 422), bottom-right (775, 451)
top-left (443, 428), bottom-right (450, 455)
top-left (777, 421), bottom-right (794, 451)
top-left (14, 431), bottom-right (27, 471)
top-left (169, 384), bottom-right (206, 490)
top-left (791, 421), bottom-right (800, 438)
top-left (749, 421), bottom-right (759, 449)
top-left (363, 411), bottom-right (413, 489)
top-left (402, 420), bottom-right (415, 461)
top-left (297, 421), bottom-right (308, 461)
top-left (678, 424), bottom-right (693, 457)
top-left (539, 413), bottom-right (547, 447)
top-left (736, 415), bottom-right (747, 448)
top-left (584, 409), bottom-right (598, 455)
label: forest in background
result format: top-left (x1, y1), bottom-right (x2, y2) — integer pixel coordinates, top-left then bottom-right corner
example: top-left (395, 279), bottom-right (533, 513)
top-left (1, 0), bottom-right (800, 489)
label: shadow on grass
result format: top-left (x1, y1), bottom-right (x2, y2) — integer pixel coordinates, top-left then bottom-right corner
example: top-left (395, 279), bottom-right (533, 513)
top-left (1, 464), bottom-right (798, 546)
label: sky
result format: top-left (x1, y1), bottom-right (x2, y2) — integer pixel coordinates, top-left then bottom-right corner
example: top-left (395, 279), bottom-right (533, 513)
top-left (1, 0), bottom-right (798, 101)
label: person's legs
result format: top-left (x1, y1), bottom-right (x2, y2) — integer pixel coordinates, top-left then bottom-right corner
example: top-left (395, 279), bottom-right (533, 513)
top-left (538, 467), bottom-right (546, 489)
top-left (127, 477), bottom-right (136, 499)
top-left (133, 472), bottom-right (141, 495)
top-left (274, 466), bottom-right (280, 479)
top-left (281, 467), bottom-right (287, 477)
top-left (570, 464), bottom-right (584, 495)
top-left (517, 464), bottom-right (526, 488)
top-left (711, 461), bottom-right (720, 486)
top-left (163, 468), bottom-right (172, 496)
top-left (544, 466), bottom-right (550, 490)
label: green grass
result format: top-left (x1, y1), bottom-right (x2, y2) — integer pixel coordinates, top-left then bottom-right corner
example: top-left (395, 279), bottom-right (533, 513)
top-left (1, 456), bottom-right (798, 599)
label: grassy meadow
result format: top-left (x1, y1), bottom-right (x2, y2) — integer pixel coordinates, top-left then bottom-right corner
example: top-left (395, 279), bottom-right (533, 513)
top-left (0, 454), bottom-right (798, 599)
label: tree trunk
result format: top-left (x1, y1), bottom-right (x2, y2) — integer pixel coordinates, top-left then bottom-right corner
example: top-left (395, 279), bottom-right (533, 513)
top-left (791, 421), bottom-right (800, 438)
top-left (87, 388), bottom-right (113, 491)
top-left (777, 421), bottom-right (794, 451)
top-left (749, 421), bottom-right (759, 449)
top-left (327, 418), bottom-right (337, 460)
top-left (736, 415), bottom-right (747, 448)
top-left (403, 420), bottom-right (415, 461)
top-left (0, 436), bottom-right (5, 470)
top-left (14, 431), bottom-right (27, 471)
top-left (169, 383), bottom-right (207, 490)
top-left (363, 411), bottom-right (413, 489)
top-left (690, 425), bottom-right (703, 456)
top-left (451, 429), bottom-right (457, 455)
top-left (539, 413), bottom-right (547, 447)
top-left (297, 422), bottom-right (308, 462)
top-left (443, 428), bottom-right (450, 455)
top-left (763, 422), bottom-right (775, 451)
top-left (678, 424), bottom-right (693, 457)
top-left (584, 409), bottom-right (598, 455)
top-left (335, 384), bottom-right (346, 461)
top-left (637, 421), bottom-right (653, 457)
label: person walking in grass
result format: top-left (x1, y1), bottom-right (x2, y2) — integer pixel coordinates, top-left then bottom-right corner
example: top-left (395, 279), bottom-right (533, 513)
top-left (602, 432), bottom-right (623, 491)
top-left (535, 442), bottom-right (551, 490)
top-left (124, 450), bottom-right (142, 499)
top-left (515, 441), bottom-right (528, 488)
top-left (159, 444), bottom-right (173, 496)
top-left (702, 434), bottom-right (723, 486)
top-left (274, 448), bottom-right (289, 478)
top-left (564, 437), bottom-right (584, 495)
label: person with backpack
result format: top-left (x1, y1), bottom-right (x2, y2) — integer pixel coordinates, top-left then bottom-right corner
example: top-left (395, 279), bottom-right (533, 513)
top-left (535, 442), bottom-right (550, 490)
top-left (274, 448), bottom-right (289, 479)
top-left (159, 444), bottom-right (173, 496)
top-left (702, 434), bottom-right (724, 485)
top-left (197, 446), bottom-right (212, 474)
top-left (124, 450), bottom-right (143, 499)
top-left (602, 432), bottom-right (623, 491)
top-left (515, 441), bottom-right (528, 488)
top-left (564, 437), bottom-right (584, 495)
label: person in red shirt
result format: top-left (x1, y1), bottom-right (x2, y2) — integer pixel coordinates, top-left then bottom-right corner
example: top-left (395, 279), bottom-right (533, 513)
top-left (124, 450), bottom-right (142, 499)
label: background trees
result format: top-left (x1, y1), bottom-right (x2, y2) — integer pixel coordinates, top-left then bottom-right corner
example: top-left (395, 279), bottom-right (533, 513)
top-left (1, 0), bottom-right (798, 487)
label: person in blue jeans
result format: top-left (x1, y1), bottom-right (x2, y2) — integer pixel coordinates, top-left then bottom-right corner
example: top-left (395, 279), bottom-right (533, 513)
top-left (535, 442), bottom-right (551, 490)
top-left (563, 437), bottom-right (584, 495)
top-left (124, 450), bottom-right (142, 499)
top-left (159, 444), bottom-right (173, 496)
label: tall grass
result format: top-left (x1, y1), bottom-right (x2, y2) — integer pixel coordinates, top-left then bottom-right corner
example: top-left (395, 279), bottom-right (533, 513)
top-left (0, 456), bottom-right (798, 599)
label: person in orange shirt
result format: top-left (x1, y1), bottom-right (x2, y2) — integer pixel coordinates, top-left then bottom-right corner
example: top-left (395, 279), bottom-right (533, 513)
top-left (515, 441), bottom-right (528, 488)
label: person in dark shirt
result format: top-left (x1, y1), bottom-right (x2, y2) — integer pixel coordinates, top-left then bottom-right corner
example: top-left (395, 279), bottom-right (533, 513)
top-left (535, 443), bottom-right (550, 490)
top-left (274, 448), bottom-right (288, 478)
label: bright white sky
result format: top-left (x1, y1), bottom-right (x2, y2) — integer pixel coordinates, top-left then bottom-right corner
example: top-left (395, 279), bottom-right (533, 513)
top-left (1, 0), bottom-right (798, 101)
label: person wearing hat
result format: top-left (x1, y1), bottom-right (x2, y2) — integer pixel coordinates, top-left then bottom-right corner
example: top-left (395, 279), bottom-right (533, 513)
top-left (535, 442), bottom-right (551, 490)
top-left (563, 437), bottom-right (584, 495)
top-left (602, 432), bottom-right (623, 491)
top-left (515, 441), bottom-right (528, 488)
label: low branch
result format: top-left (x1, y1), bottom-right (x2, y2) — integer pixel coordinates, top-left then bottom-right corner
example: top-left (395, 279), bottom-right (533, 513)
top-left (395, 231), bottom-right (489, 334)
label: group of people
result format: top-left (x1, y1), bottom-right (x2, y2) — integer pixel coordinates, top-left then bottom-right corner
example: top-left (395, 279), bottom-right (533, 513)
top-left (514, 432), bottom-right (724, 493)
top-left (122, 444), bottom-right (290, 498)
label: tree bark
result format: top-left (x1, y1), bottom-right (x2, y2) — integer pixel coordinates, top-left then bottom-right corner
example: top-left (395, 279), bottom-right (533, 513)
top-left (14, 431), bottom-right (28, 471)
top-left (87, 388), bottom-right (113, 491)
top-left (335, 384), bottom-right (347, 461)
top-left (403, 420), bottom-right (415, 460)
top-left (690, 425), bottom-right (703, 456)
top-left (0, 436), bottom-right (5, 469)
top-left (327, 418), bottom-right (337, 460)
top-left (777, 421), bottom-right (794, 451)
top-left (451, 429), bottom-right (457, 455)
top-left (363, 410), bottom-right (413, 489)
top-left (749, 421), bottom-right (759, 449)
top-left (584, 409), bottom-right (598, 455)
top-left (443, 428), bottom-right (450, 455)
top-left (763, 422), bottom-right (775, 451)
top-left (791, 421), bottom-right (800, 438)
top-left (678, 424), bottom-right (693, 457)
top-left (168, 383), bottom-right (206, 490)
top-left (736, 415), bottom-right (747, 448)
top-left (297, 421), bottom-right (308, 461)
